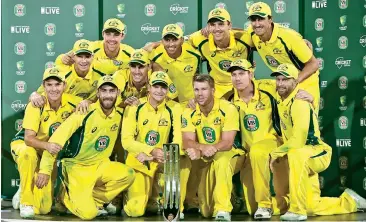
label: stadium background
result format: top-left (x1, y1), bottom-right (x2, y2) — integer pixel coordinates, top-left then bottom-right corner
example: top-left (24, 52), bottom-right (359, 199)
top-left (1, 0), bottom-right (365, 199)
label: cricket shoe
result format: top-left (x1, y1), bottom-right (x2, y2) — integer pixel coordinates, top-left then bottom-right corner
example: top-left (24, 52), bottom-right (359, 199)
top-left (254, 207), bottom-right (273, 219)
top-left (12, 187), bottom-right (21, 210)
top-left (280, 212), bottom-right (307, 221)
top-left (20, 204), bottom-right (35, 219)
top-left (345, 188), bottom-right (366, 211)
top-left (215, 211), bottom-right (231, 221)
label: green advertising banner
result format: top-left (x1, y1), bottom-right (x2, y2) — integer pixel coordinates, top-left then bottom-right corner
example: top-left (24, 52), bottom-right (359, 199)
top-left (200, 0), bottom-right (299, 79)
top-left (102, 0), bottom-right (199, 49)
top-left (303, 0), bottom-right (366, 196)
top-left (1, 0), bottom-right (99, 198)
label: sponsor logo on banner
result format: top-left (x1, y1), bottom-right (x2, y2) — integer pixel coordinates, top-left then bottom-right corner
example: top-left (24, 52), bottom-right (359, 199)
top-left (11, 100), bottom-right (26, 112)
top-left (339, 15), bottom-right (347, 30)
top-left (335, 57), bottom-right (351, 69)
top-left (41, 7), bottom-right (60, 15)
top-left (319, 176), bottom-right (324, 189)
top-left (315, 37), bottom-right (323, 52)
top-left (11, 26), bottom-right (30, 34)
top-left (338, 116), bottom-right (348, 129)
top-left (312, 0), bottom-right (327, 8)
top-left (364, 75), bottom-right (366, 89)
top-left (363, 15), bottom-right (366, 28)
top-left (339, 156), bottom-right (348, 169)
top-left (144, 4), bottom-right (156, 16)
top-left (44, 23), bottom-right (56, 36)
top-left (15, 119), bottom-right (23, 131)
top-left (45, 61), bottom-right (55, 69)
top-left (361, 118), bottom-right (366, 127)
top-left (364, 137), bottom-right (366, 149)
top-left (176, 22), bottom-right (185, 33)
top-left (319, 97), bottom-right (324, 110)
top-left (75, 23), bottom-right (84, 37)
top-left (14, 4), bottom-right (26, 17)
top-left (274, 0), bottom-right (286, 13)
top-left (315, 18), bottom-right (324, 31)
top-left (15, 81), bottom-right (27, 93)
top-left (16, 61), bottom-right (25, 75)
top-left (117, 4), bottom-right (126, 18)
top-left (141, 23), bottom-right (160, 35)
top-left (321, 81), bottom-right (327, 88)
top-left (318, 116), bottom-right (323, 130)
top-left (340, 175), bottom-right (347, 189)
top-left (279, 23), bottom-right (290, 28)
top-left (338, 76), bottom-right (348, 89)
top-left (14, 42), bottom-right (26, 55)
top-left (339, 0), bottom-right (348, 9)
top-left (216, 2), bottom-right (227, 9)
top-left (338, 36), bottom-right (348, 49)
top-left (363, 56), bottom-right (366, 69)
top-left (360, 35), bottom-right (366, 47)
top-left (364, 178), bottom-right (366, 190)
top-left (339, 96), bottom-right (347, 110)
top-left (73, 4), bottom-right (85, 17)
top-left (363, 96), bottom-right (366, 109)
top-left (46, 42), bottom-right (55, 56)
top-left (170, 3), bottom-right (189, 15)
top-left (317, 58), bottom-right (324, 70)
top-left (11, 179), bottom-right (20, 187)
top-left (336, 139), bottom-right (351, 147)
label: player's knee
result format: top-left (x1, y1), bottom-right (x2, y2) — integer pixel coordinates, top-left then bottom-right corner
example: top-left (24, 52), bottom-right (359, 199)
top-left (125, 205), bottom-right (146, 217)
top-left (125, 167), bottom-right (136, 185)
top-left (78, 208), bottom-right (98, 220)
top-left (18, 146), bottom-right (38, 162)
top-left (249, 146), bottom-right (269, 159)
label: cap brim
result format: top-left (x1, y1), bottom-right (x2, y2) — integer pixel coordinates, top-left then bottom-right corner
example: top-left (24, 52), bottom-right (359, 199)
top-left (103, 27), bottom-right (122, 33)
top-left (129, 60), bottom-right (147, 65)
top-left (207, 17), bottom-right (227, 23)
top-left (75, 49), bottom-right (93, 55)
top-left (270, 71), bottom-right (292, 78)
top-left (248, 13), bottom-right (268, 19)
top-left (98, 81), bottom-right (119, 90)
top-left (162, 32), bottom-right (181, 39)
top-left (43, 75), bottom-right (64, 82)
top-left (151, 80), bottom-right (168, 86)
top-left (227, 65), bottom-right (250, 73)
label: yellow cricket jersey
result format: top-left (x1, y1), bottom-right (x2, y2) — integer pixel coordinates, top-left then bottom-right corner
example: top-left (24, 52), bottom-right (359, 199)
top-left (181, 98), bottom-right (239, 146)
top-left (232, 80), bottom-right (281, 151)
top-left (113, 69), bottom-right (178, 104)
top-left (12, 93), bottom-right (82, 144)
top-left (272, 87), bottom-right (331, 159)
top-left (243, 23), bottom-right (319, 87)
top-left (122, 97), bottom-right (182, 177)
top-left (39, 102), bottom-right (124, 175)
top-left (149, 42), bottom-right (200, 103)
top-left (188, 31), bottom-right (252, 85)
top-left (93, 40), bottom-right (135, 71)
top-left (37, 65), bottom-right (107, 101)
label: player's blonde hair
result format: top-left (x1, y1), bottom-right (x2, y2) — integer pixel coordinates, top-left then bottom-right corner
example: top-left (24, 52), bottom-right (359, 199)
top-left (192, 74), bottom-right (215, 89)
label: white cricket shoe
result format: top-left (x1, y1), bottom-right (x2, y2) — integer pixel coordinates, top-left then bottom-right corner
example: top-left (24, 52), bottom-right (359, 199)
top-left (12, 187), bottom-right (21, 210)
top-left (280, 211), bottom-right (307, 221)
top-left (345, 188), bottom-right (366, 211)
top-left (20, 204), bottom-right (35, 219)
top-left (105, 202), bottom-right (117, 215)
top-left (215, 211), bottom-right (231, 221)
top-left (97, 207), bottom-right (108, 217)
top-left (180, 212), bottom-right (184, 220)
top-left (254, 207), bottom-right (273, 219)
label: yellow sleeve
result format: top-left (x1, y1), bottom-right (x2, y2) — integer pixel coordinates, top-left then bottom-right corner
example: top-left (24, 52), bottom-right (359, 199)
top-left (67, 94), bottom-right (83, 106)
top-left (222, 103), bottom-right (240, 131)
top-left (37, 85), bottom-right (45, 94)
top-left (122, 105), bottom-right (155, 155)
top-left (122, 44), bottom-right (135, 55)
top-left (181, 108), bottom-right (195, 133)
top-left (39, 112), bottom-right (84, 175)
top-left (188, 31), bottom-right (204, 48)
top-left (22, 103), bottom-right (41, 133)
top-left (238, 30), bottom-right (254, 47)
top-left (257, 79), bottom-right (277, 96)
top-left (271, 100), bottom-right (310, 159)
top-left (287, 30), bottom-right (313, 63)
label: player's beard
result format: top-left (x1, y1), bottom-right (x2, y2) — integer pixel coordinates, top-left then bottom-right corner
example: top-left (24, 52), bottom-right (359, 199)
top-left (100, 97), bottom-right (117, 110)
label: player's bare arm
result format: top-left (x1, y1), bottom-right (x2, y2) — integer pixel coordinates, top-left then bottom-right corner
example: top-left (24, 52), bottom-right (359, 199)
top-left (296, 56), bottom-right (319, 83)
top-left (24, 129), bottom-right (62, 155)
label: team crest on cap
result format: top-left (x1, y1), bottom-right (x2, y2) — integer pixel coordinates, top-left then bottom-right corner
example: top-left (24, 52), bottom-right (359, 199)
top-left (278, 64), bottom-right (289, 72)
top-left (211, 9), bottom-right (222, 16)
top-left (103, 75), bottom-right (113, 81)
top-left (252, 4), bottom-right (262, 12)
top-left (109, 20), bottom-right (119, 27)
top-left (132, 52), bottom-right (143, 59)
top-left (166, 24), bottom-right (177, 31)
top-left (79, 41), bottom-right (89, 49)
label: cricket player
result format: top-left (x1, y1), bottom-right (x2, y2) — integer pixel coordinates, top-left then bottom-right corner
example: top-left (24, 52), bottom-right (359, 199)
top-left (270, 63), bottom-right (366, 221)
top-left (59, 18), bottom-right (134, 72)
top-left (243, 2), bottom-right (320, 112)
top-left (29, 39), bottom-right (106, 109)
top-left (182, 74), bottom-right (245, 221)
top-left (10, 67), bottom-right (81, 218)
top-left (36, 75), bottom-right (135, 220)
top-left (188, 8), bottom-right (253, 99)
top-left (149, 23), bottom-right (200, 107)
top-left (122, 71), bottom-right (182, 217)
top-left (113, 49), bottom-right (178, 108)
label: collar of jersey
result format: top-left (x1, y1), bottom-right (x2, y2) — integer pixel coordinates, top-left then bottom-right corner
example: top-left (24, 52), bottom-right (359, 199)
top-left (208, 31), bottom-right (236, 52)
top-left (267, 23), bottom-right (280, 44)
top-left (195, 97), bottom-right (220, 116)
top-left (162, 42), bottom-right (189, 63)
top-left (42, 93), bottom-right (68, 111)
top-left (146, 95), bottom-right (167, 112)
top-left (94, 101), bottom-right (117, 118)
top-left (233, 80), bottom-right (260, 103)
top-left (276, 85), bottom-right (299, 106)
